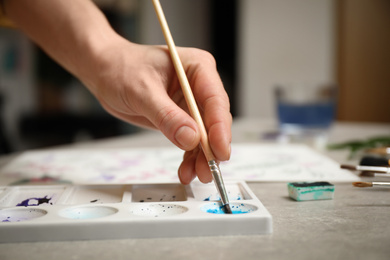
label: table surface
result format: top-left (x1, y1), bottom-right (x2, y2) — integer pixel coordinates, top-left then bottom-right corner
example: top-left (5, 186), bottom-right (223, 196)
top-left (1, 118), bottom-right (390, 260)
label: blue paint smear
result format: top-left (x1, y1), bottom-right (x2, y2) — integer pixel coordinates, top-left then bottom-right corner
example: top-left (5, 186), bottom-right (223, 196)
top-left (16, 196), bottom-right (52, 207)
top-left (204, 203), bottom-right (253, 214)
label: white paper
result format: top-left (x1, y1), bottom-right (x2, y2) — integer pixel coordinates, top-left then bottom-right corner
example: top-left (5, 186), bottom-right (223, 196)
top-left (0, 144), bottom-right (359, 185)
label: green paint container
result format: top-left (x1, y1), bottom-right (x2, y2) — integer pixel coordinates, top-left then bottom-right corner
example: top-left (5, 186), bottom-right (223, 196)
top-left (287, 182), bottom-right (335, 201)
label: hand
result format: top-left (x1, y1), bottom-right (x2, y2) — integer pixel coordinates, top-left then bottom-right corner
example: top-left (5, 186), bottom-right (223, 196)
top-left (85, 39), bottom-right (232, 184)
top-left (4, 0), bottom-right (232, 185)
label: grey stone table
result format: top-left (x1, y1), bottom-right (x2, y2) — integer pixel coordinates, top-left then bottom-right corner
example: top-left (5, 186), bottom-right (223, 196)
top-left (1, 118), bottom-right (390, 260)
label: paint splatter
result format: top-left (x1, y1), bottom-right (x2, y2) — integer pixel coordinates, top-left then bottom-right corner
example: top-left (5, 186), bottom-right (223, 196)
top-left (206, 205), bottom-right (250, 214)
top-left (16, 196), bottom-right (52, 207)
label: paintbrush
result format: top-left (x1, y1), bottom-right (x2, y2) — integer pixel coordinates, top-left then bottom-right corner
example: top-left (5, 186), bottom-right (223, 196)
top-left (352, 182), bottom-right (390, 188)
top-left (151, 0), bottom-right (232, 214)
top-left (341, 164), bottom-right (390, 174)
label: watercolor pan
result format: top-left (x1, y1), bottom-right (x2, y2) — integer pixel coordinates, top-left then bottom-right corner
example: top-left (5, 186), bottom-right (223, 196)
top-left (287, 182), bottom-right (335, 201)
top-left (0, 181), bottom-right (272, 243)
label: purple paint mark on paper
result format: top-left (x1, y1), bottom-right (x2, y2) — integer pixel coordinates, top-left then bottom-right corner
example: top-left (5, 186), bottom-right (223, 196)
top-left (119, 159), bottom-right (141, 167)
top-left (16, 196), bottom-right (52, 207)
top-left (2, 217), bottom-right (11, 222)
top-left (156, 169), bottom-right (170, 175)
top-left (140, 171), bottom-right (155, 181)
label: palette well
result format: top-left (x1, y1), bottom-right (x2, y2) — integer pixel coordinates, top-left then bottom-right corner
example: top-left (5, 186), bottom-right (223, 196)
top-left (0, 181), bottom-right (272, 243)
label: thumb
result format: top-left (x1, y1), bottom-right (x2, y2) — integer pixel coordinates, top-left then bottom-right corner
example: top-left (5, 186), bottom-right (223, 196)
top-left (148, 96), bottom-right (201, 151)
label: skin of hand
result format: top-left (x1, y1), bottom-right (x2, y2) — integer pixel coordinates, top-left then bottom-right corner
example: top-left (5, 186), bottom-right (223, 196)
top-left (4, 0), bottom-right (232, 184)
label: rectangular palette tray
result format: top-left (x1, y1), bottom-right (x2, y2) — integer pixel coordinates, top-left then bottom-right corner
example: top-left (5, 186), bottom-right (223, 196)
top-left (0, 181), bottom-right (272, 243)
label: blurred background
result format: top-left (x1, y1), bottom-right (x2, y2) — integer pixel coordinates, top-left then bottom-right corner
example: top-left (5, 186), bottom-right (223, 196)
top-left (0, 0), bottom-right (389, 154)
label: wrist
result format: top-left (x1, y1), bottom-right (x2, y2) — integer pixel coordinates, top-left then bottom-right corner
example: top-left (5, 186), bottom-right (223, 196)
top-left (75, 26), bottom-right (123, 92)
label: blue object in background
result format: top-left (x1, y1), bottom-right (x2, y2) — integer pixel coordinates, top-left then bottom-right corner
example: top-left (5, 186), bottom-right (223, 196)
top-left (277, 101), bottom-right (336, 130)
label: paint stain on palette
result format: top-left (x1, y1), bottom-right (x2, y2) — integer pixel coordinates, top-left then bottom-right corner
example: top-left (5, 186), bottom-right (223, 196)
top-left (131, 184), bottom-right (187, 202)
top-left (0, 187), bottom-right (64, 207)
top-left (130, 204), bottom-right (188, 217)
top-left (16, 196), bottom-right (53, 207)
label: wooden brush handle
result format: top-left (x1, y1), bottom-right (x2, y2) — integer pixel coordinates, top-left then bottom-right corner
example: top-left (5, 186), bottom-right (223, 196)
top-left (151, 0), bottom-right (215, 162)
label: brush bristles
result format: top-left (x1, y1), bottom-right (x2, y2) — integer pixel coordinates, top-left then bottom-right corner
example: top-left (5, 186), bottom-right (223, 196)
top-left (352, 182), bottom-right (373, 188)
top-left (223, 204), bottom-right (233, 214)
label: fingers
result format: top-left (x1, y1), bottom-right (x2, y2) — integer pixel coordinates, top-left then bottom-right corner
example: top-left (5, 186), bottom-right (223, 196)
top-left (180, 48), bottom-right (233, 161)
top-left (114, 45), bottom-right (202, 152)
top-left (178, 147), bottom-right (213, 185)
top-left (195, 150), bottom-right (213, 183)
top-left (178, 149), bottom-right (197, 185)
top-left (152, 101), bottom-right (200, 151)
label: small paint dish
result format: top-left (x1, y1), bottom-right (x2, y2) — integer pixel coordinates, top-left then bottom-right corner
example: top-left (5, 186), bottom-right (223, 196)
top-left (287, 182), bottom-right (335, 201)
top-left (200, 202), bottom-right (257, 214)
top-left (0, 208), bottom-right (47, 222)
top-left (59, 206), bottom-right (118, 220)
top-left (130, 204), bottom-right (188, 217)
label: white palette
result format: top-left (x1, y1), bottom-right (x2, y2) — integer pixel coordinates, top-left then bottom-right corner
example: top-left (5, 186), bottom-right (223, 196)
top-left (0, 181), bottom-right (272, 243)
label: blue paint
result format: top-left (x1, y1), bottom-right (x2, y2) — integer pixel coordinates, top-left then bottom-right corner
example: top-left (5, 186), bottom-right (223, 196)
top-left (202, 202), bottom-right (257, 214)
top-left (16, 196), bottom-right (52, 207)
top-left (206, 204), bottom-right (250, 214)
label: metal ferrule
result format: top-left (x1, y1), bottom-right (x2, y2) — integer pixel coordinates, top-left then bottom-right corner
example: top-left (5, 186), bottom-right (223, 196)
top-left (373, 182), bottom-right (390, 187)
top-left (208, 160), bottom-right (230, 206)
top-left (357, 165), bottom-right (390, 173)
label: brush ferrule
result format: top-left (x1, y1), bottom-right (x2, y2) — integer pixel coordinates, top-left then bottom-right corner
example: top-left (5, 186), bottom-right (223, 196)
top-left (208, 160), bottom-right (229, 206)
top-left (357, 165), bottom-right (390, 173)
top-left (372, 182), bottom-right (390, 187)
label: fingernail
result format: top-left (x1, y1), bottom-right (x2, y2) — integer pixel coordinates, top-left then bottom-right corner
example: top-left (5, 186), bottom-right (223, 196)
top-left (175, 126), bottom-right (197, 150)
